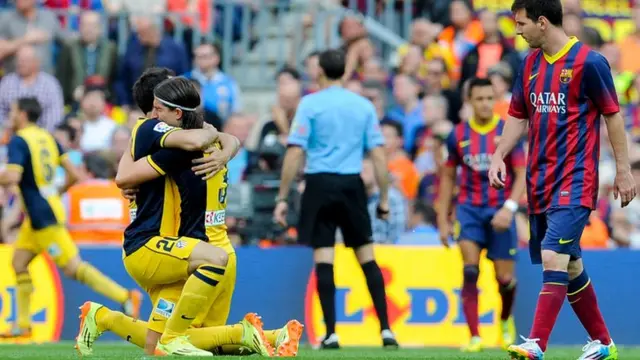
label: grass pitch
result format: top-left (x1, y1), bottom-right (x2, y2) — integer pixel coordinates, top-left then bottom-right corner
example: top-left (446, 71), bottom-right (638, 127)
top-left (0, 342), bottom-right (639, 359)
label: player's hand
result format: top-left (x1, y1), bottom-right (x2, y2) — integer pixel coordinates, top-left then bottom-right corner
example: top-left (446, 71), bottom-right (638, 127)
top-left (191, 148), bottom-right (229, 180)
top-left (121, 187), bottom-right (138, 201)
top-left (488, 154), bottom-right (507, 189)
top-left (274, 200), bottom-right (288, 227)
top-left (613, 168), bottom-right (637, 208)
top-left (436, 214), bottom-right (451, 248)
top-left (491, 207), bottom-right (514, 232)
top-left (376, 200), bottom-right (390, 220)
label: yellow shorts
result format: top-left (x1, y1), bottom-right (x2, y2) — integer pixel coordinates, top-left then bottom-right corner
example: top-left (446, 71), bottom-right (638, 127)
top-left (15, 220), bottom-right (78, 268)
top-left (123, 236), bottom-right (201, 292)
top-left (146, 251), bottom-right (237, 333)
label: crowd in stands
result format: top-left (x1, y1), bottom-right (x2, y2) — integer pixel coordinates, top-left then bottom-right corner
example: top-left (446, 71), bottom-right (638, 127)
top-left (0, 0), bottom-right (639, 249)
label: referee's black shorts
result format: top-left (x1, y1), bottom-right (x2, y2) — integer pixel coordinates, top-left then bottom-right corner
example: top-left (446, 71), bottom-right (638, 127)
top-left (298, 173), bottom-right (372, 249)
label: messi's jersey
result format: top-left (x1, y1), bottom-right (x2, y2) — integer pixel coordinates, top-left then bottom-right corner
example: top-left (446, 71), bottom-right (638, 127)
top-left (148, 144), bottom-right (233, 254)
top-left (509, 37), bottom-right (620, 214)
top-left (123, 118), bottom-right (181, 256)
top-left (445, 116), bottom-right (526, 208)
top-left (7, 126), bottom-right (67, 229)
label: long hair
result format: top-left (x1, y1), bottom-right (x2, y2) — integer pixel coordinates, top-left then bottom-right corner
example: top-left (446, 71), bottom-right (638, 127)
top-left (153, 77), bottom-right (203, 129)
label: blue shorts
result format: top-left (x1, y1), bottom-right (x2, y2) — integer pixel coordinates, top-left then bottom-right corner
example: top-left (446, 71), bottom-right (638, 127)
top-left (528, 206), bottom-right (591, 264)
top-left (454, 204), bottom-right (518, 261)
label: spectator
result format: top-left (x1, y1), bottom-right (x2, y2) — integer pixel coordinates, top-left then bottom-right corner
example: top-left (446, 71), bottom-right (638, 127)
top-left (102, 0), bottom-right (166, 15)
top-left (381, 120), bottom-right (420, 201)
top-left (396, 45), bottom-right (426, 83)
top-left (303, 51), bottom-right (321, 95)
top-left (64, 151), bottom-right (130, 244)
top-left (0, 0), bottom-right (65, 74)
top-left (412, 94), bottom-right (449, 163)
top-left (259, 81), bottom-right (301, 149)
top-left (361, 157), bottom-right (406, 244)
top-left (166, 0), bottom-right (212, 35)
top-left (184, 42), bottom-right (241, 121)
top-left (44, 0), bottom-right (104, 30)
top-left (276, 66), bottom-right (301, 88)
top-left (600, 42), bottom-right (636, 106)
top-left (360, 57), bottom-right (389, 83)
top-left (340, 15), bottom-right (374, 80)
top-left (116, 16), bottom-right (188, 107)
top-left (386, 74), bottom-right (423, 152)
top-left (487, 62), bottom-right (513, 120)
top-left (393, 18), bottom-right (455, 81)
top-left (362, 80), bottom-right (387, 121)
top-left (0, 46), bottom-right (64, 131)
top-left (580, 213), bottom-right (610, 249)
top-left (78, 87), bottom-right (117, 152)
top-left (225, 114), bottom-right (254, 185)
top-left (610, 160), bottom-right (640, 248)
top-left (437, 0), bottom-right (484, 82)
top-left (53, 122), bottom-right (84, 189)
top-left (562, 11), bottom-right (583, 38)
top-left (110, 126), bottom-right (131, 160)
top-left (188, 78), bottom-right (224, 130)
top-left (56, 11), bottom-right (118, 105)
top-left (581, 26), bottom-right (604, 51)
top-left (424, 58), bottom-right (462, 123)
top-left (459, 10), bottom-right (520, 90)
top-left (618, 1), bottom-right (640, 73)
top-left (397, 201), bottom-right (440, 245)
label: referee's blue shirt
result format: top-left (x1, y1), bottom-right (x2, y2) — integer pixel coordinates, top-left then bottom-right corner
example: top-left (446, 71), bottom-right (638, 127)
top-left (287, 86), bottom-right (384, 174)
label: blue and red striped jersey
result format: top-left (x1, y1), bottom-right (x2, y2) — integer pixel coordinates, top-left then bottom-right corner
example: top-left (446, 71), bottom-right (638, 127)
top-left (508, 38), bottom-right (619, 214)
top-left (445, 115), bottom-right (526, 208)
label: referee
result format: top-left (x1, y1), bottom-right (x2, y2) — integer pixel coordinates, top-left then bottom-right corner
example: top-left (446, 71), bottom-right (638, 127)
top-left (274, 49), bottom-right (398, 349)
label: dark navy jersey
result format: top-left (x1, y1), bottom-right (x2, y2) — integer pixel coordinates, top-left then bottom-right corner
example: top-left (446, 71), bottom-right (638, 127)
top-left (122, 118), bottom-right (180, 256)
top-left (7, 126), bottom-right (66, 229)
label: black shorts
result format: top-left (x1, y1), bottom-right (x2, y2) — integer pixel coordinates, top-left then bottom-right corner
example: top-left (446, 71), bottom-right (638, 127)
top-left (298, 173), bottom-right (372, 249)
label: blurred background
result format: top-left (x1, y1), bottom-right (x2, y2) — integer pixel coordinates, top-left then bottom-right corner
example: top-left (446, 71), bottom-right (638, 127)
top-left (1, 0), bottom-right (640, 348)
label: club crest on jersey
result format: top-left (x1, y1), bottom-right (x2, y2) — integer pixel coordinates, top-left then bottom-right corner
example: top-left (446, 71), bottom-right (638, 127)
top-left (153, 122), bottom-right (175, 133)
top-left (175, 240), bottom-right (187, 249)
top-left (559, 69), bottom-right (573, 83)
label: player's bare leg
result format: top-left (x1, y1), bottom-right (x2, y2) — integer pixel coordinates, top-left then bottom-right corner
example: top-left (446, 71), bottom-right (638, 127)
top-left (354, 244), bottom-right (398, 349)
top-left (494, 259), bottom-right (517, 349)
top-left (567, 259), bottom-right (618, 360)
top-left (508, 250), bottom-right (568, 360)
top-left (62, 256), bottom-right (142, 319)
top-left (0, 249), bottom-right (36, 339)
top-left (458, 240), bottom-right (482, 352)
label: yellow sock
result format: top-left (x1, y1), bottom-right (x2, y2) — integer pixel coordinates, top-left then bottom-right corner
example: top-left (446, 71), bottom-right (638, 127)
top-left (187, 324), bottom-right (243, 351)
top-left (264, 329), bottom-right (282, 347)
top-left (161, 264), bottom-right (226, 343)
top-left (15, 272), bottom-right (33, 330)
top-left (96, 307), bottom-right (146, 348)
top-left (76, 262), bottom-right (129, 304)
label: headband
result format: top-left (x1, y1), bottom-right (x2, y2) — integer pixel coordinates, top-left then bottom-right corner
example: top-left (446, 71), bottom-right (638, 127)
top-left (155, 96), bottom-right (197, 112)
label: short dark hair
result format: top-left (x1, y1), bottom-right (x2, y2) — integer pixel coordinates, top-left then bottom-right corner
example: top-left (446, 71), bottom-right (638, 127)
top-left (276, 66), bottom-right (301, 81)
top-left (56, 123), bottom-right (78, 143)
top-left (380, 119), bottom-right (403, 138)
top-left (582, 26), bottom-right (604, 49)
top-left (15, 97), bottom-right (42, 123)
top-left (83, 151), bottom-right (115, 179)
top-left (319, 49), bottom-right (346, 80)
top-left (467, 77), bottom-right (494, 98)
top-left (511, 0), bottom-right (563, 26)
top-left (306, 50), bottom-right (320, 60)
top-left (154, 77), bottom-right (203, 130)
top-left (413, 201), bottom-right (437, 225)
top-left (132, 67), bottom-right (176, 114)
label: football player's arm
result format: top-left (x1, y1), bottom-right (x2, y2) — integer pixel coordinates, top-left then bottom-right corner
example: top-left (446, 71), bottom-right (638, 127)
top-left (507, 142), bottom-right (527, 205)
top-left (0, 137), bottom-right (27, 186)
top-left (191, 132), bottom-right (241, 180)
top-left (436, 132), bottom-right (459, 220)
top-left (162, 123), bottom-right (220, 151)
top-left (277, 99), bottom-right (312, 201)
top-left (57, 141), bottom-right (81, 194)
top-left (494, 65), bottom-right (528, 159)
top-left (364, 103), bottom-right (389, 205)
top-left (115, 149), bottom-right (187, 189)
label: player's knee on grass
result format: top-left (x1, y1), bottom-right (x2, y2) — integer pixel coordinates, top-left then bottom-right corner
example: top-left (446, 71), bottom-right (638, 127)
top-left (145, 330), bottom-right (161, 355)
top-left (540, 249), bottom-right (570, 271)
top-left (463, 265), bottom-right (479, 285)
top-left (188, 242), bottom-right (229, 273)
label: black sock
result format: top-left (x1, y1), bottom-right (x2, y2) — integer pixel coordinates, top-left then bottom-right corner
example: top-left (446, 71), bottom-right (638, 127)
top-left (361, 260), bottom-right (391, 331)
top-left (316, 263), bottom-right (336, 335)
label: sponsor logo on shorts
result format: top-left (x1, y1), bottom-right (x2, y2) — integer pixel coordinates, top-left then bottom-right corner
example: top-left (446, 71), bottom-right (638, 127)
top-left (154, 298), bottom-right (175, 318)
top-left (205, 210), bottom-right (226, 226)
top-left (153, 122), bottom-right (176, 133)
top-left (175, 240), bottom-right (187, 249)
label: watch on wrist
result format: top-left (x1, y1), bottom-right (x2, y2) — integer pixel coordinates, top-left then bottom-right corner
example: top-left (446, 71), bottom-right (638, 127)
top-left (503, 199), bottom-right (518, 212)
top-left (275, 196), bottom-right (288, 203)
